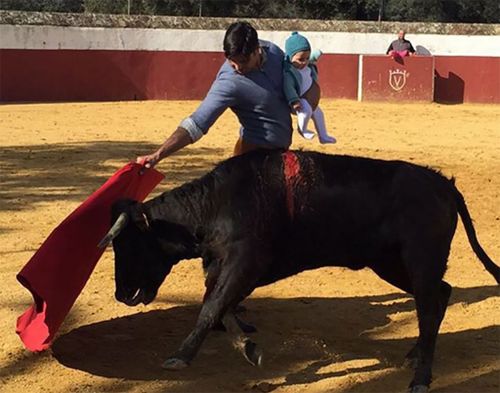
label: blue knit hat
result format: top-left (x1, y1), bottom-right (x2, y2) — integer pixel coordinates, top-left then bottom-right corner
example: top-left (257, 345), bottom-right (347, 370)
top-left (285, 31), bottom-right (311, 59)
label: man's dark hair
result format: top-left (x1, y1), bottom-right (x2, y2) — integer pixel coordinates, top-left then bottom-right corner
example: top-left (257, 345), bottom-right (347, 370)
top-left (223, 21), bottom-right (259, 59)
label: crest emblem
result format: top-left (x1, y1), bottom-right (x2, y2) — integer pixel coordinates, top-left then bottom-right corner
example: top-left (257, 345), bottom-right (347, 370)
top-left (389, 69), bottom-right (408, 91)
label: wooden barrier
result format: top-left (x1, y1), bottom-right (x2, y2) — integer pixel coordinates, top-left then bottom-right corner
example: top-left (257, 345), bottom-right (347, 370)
top-left (360, 55), bottom-right (435, 102)
top-left (317, 54), bottom-right (359, 100)
top-left (0, 50), bottom-right (224, 102)
top-left (434, 56), bottom-right (500, 104)
top-left (1, 49), bottom-right (498, 104)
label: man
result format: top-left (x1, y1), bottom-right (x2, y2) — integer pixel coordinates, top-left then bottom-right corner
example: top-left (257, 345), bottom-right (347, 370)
top-left (386, 30), bottom-right (416, 58)
top-left (138, 21), bottom-right (306, 167)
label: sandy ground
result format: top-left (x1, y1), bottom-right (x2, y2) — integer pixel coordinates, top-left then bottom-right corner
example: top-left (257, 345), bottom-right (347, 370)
top-left (0, 100), bottom-right (499, 393)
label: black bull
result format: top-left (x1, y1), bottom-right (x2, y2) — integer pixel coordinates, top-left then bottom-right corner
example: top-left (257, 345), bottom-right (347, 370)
top-left (100, 150), bottom-right (499, 393)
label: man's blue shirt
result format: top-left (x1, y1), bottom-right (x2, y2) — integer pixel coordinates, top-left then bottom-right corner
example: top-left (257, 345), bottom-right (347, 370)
top-left (184, 40), bottom-right (293, 149)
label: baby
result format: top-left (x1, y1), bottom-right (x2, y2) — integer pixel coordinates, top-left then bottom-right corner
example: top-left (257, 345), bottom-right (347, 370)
top-left (283, 32), bottom-right (336, 144)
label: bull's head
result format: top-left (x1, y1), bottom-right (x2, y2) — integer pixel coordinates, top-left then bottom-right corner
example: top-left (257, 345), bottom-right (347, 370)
top-left (99, 199), bottom-right (187, 307)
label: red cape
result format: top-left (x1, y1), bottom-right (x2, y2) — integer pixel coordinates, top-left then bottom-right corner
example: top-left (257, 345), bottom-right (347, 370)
top-left (16, 163), bottom-right (164, 351)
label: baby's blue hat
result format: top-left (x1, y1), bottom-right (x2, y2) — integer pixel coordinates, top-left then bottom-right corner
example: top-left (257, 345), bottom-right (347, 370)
top-left (285, 31), bottom-right (311, 59)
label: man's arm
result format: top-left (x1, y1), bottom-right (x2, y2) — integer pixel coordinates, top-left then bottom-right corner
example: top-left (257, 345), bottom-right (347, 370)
top-left (137, 127), bottom-right (192, 168)
top-left (408, 41), bottom-right (416, 55)
top-left (283, 66), bottom-right (300, 106)
top-left (137, 71), bottom-right (237, 168)
top-left (386, 42), bottom-right (393, 55)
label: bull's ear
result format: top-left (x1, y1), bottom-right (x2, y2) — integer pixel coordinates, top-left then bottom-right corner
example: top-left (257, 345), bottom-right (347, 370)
top-left (111, 199), bottom-right (151, 233)
top-left (97, 199), bottom-right (139, 249)
top-left (111, 199), bottom-right (139, 219)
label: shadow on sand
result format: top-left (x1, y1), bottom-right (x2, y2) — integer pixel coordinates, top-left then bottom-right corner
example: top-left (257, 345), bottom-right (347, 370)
top-left (0, 141), bottom-right (225, 214)
top-left (48, 285), bottom-right (499, 392)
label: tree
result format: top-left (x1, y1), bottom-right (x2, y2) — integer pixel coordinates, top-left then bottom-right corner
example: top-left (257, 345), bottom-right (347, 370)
top-left (453, 0), bottom-right (499, 23)
top-left (384, 0), bottom-right (443, 22)
top-left (1, 0), bottom-right (83, 12)
top-left (0, 0), bottom-right (497, 23)
top-left (83, 0), bottom-right (128, 14)
top-left (383, 0), bottom-right (499, 23)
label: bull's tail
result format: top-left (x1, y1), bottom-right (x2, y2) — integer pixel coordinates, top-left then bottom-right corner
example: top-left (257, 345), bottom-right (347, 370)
top-left (453, 186), bottom-right (500, 283)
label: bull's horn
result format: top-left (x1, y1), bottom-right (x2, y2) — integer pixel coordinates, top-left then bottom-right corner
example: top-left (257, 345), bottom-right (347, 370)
top-left (98, 212), bottom-right (129, 248)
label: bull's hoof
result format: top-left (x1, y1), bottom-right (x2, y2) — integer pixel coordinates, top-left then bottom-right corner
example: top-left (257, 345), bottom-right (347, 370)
top-left (161, 357), bottom-right (189, 370)
top-left (407, 385), bottom-right (429, 393)
top-left (402, 356), bottom-right (418, 370)
top-left (243, 341), bottom-right (263, 367)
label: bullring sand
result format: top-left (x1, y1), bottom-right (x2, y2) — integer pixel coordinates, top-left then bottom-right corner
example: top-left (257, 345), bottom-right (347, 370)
top-left (0, 100), bottom-right (499, 392)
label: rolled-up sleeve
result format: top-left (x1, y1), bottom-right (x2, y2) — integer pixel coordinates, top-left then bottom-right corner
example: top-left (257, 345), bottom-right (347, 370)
top-left (180, 117), bottom-right (204, 142)
top-left (181, 74), bottom-right (237, 142)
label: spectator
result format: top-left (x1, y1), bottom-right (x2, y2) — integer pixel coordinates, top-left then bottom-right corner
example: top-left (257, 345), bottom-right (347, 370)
top-left (386, 30), bottom-right (416, 58)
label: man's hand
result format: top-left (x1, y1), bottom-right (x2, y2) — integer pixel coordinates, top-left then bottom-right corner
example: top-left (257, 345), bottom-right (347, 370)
top-left (292, 101), bottom-right (302, 112)
top-left (136, 152), bottom-right (161, 169)
top-left (136, 126), bottom-right (193, 170)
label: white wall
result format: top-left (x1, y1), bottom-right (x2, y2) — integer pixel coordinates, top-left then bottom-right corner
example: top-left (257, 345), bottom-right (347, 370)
top-left (1, 24), bottom-right (499, 57)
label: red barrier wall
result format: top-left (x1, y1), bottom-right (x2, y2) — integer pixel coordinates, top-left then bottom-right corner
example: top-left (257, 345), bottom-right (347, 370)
top-left (434, 56), bottom-right (500, 104)
top-left (0, 50), bottom-right (360, 103)
top-left (1, 49), bottom-right (499, 104)
top-left (361, 55), bottom-right (434, 102)
top-left (0, 50), bottom-right (224, 102)
top-left (317, 54), bottom-right (359, 100)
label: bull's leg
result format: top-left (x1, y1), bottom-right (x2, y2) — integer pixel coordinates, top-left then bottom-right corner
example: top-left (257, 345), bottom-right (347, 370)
top-left (404, 245), bottom-right (450, 393)
top-left (212, 312), bottom-right (257, 333)
top-left (203, 258), bottom-right (256, 334)
top-left (161, 287), bottom-right (246, 370)
top-left (371, 259), bottom-right (419, 368)
top-left (407, 284), bottom-right (442, 393)
top-left (371, 254), bottom-right (452, 379)
top-left (162, 243), bottom-right (260, 370)
top-left (234, 304), bottom-right (247, 313)
top-left (222, 311), bottom-right (262, 366)
top-left (235, 313), bottom-right (258, 333)
top-left (404, 281), bottom-right (451, 370)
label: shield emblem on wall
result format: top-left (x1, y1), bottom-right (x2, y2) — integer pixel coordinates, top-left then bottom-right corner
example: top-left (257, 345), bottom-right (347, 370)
top-left (389, 69), bottom-right (408, 91)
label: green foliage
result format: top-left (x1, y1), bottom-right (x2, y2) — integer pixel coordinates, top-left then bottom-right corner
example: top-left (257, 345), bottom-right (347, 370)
top-left (244, 0), bottom-right (302, 19)
top-left (384, 0), bottom-right (499, 22)
top-left (149, 0), bottom-right (200, 17)
top-left (1, 0), bottom-right (83, 12)
top-left (83, 0), bottom-right (126, 14)
top-left (0, 0), bottom-right (498, 22)
top-left (453, 0), bottom-right (499, 23)
top-left (385, 0), bottom-right (443, 22)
